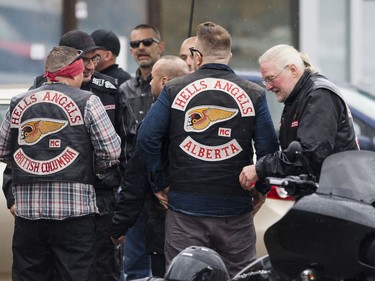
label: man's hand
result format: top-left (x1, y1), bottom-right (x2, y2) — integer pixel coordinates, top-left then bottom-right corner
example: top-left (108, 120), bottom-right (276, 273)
top-left (111, 235), bottom-right (125, 245)
top-left (10, 204), bottom-right (15, 216)
top-left (239, 165), bottom-right (258, 190)
top-left (251, 190), bottom-right (266, 217)
top-left (155, 187), bottom-right (169, 209)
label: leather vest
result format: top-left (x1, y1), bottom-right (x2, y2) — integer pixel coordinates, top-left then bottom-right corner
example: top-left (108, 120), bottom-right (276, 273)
top-left (9, 83), bottom-right (95, 185)
top-left (34, 71), bottom-right (120, 131)
top-left (166, 66), bottom-right (264, 196)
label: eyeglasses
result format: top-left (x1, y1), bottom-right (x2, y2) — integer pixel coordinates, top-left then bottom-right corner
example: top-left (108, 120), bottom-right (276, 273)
top-left (129, 38), bottom-right (160, 48)
top-left (262, 65), bottom-right (289, 86)
top-left (189, 47), bottom-right (203, 57)
top-left (82, 54), bottom-right (101, 66)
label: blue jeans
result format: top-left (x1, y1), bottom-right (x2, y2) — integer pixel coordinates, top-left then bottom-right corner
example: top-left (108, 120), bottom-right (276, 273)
top-left (121, 209), bottom-right (152, 281)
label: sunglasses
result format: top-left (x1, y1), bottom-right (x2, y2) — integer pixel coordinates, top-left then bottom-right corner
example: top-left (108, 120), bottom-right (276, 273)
top-left (189, 47), bottom-right (203, 57)
top-left (129, 38), bottom-right (160, 48)
top-left (68, 50), bottom-right (84, 66)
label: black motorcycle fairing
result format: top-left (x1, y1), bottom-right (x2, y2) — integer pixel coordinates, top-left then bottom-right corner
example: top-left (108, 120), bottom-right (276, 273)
top-left (265, 193), bottom-right (375, 280)
top-left (359, 233), bottom-right (375, 270)
top-left (236, 150), bottom-right (375, 281)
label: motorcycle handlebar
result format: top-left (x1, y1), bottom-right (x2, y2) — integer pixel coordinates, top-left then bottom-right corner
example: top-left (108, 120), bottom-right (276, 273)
top-left (265, 175), bottom-right (318, 197)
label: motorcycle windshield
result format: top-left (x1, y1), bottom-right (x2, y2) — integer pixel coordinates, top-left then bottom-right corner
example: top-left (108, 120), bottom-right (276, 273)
top-left (318, 150), bottom-right (375, 204)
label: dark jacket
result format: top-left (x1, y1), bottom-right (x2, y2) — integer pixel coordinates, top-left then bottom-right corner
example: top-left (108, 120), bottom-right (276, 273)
top-left (113, 68), bottom-right (165, 253)
top-left (256, 71), bottom-right (359, 181)
top-left (99, 64), bottom-right (132, 86)
top-left (111, 146), bottom-right (166, 254)
top-left (118, 68), bottom-right (153, 169)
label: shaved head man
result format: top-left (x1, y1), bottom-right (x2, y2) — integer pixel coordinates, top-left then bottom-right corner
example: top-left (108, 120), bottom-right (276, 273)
top-left (150, 55), bottom-right (189, 99)
top-left (179, 36), bottom-right (196, 73)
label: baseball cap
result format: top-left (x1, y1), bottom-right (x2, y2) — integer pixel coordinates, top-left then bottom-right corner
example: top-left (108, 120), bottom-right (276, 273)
top-left (59, 30), bottom-right (103, 54)
top-left (91, 29), bottom-right (120, 56)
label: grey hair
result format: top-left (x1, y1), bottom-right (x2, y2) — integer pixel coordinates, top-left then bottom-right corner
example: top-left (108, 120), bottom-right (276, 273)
top-left (259, 44), bottom-right (316, 74)
top-left (45, 46), bottom-right (80, 73)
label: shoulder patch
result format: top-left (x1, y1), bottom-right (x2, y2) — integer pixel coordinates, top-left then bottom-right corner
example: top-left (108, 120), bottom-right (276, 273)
top-left (92, 77), bottom-right (117, 90)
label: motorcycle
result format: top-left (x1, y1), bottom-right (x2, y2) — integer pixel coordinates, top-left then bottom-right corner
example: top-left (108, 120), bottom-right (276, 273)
top-left (233, 142), bottom-right (375, 281)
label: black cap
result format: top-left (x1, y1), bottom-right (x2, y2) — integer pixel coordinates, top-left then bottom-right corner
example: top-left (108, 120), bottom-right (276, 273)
top-left (91, 29), bottom-right (120, 56)
top-left (59, 30), bottom-right (103, 54)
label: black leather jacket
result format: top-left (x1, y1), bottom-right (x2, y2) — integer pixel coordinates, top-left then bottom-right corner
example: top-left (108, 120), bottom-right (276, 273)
top-left (256, 72), bottom-right (359, 181)
top-left (119, 68), bottom-right (153, 164)
top-left (113, 68), bottom-right (165, 253)
top-left (111, 124), bottom-right (168, 255)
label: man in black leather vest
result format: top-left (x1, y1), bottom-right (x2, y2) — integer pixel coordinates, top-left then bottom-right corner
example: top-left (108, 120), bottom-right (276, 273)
top-left (0, 46), bottom-right (121, 281)
top-left (137, 22), bottom-right (279, 277)
top-left (2, 31), bottom-right (128, 281)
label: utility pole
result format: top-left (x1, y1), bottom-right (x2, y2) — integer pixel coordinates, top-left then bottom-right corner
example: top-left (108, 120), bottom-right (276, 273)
top-left (147, 0), bottom-right (162, 33)
top-left (62, 0), bottom-right (77, 36)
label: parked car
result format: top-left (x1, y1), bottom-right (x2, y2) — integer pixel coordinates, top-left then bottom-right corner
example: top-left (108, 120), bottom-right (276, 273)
top-left (0, 85), bottom-right (28, 281)
top-left (237, 71), bottom-right (375, 257)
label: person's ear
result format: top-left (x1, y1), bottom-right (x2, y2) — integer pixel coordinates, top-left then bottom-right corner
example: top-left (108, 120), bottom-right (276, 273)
top-left (196, 54), bottom-right (203, 67)
top-left (161, 76), bottom-right (168, 86)
top-left (289, 64), bottom-right (299, 78)
top-left (105, 50), bottom-right (112, 60)
top-left (158, 41), bottom-right (166, 54)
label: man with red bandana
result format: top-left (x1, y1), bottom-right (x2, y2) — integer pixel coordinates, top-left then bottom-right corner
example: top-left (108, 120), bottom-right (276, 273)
top-left (2, 31), bottom-right (130, 281)
top-left (0, 46), bottom-right (121, 281)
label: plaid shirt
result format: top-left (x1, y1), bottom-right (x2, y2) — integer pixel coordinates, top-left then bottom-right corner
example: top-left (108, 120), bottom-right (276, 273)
top-left (0, 93), bottom-right (121, 220)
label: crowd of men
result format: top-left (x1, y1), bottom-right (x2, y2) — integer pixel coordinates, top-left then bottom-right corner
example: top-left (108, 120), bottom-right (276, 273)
top-left (0, 21), bottom-right (358, 281)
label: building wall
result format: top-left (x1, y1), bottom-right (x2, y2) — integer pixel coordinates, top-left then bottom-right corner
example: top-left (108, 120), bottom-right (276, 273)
top-left (300, 0), bottom-right (374, 90)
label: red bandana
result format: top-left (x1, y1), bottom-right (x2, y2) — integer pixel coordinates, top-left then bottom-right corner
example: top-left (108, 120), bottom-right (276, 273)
top-left (44, 59), bottom-right (84, 82)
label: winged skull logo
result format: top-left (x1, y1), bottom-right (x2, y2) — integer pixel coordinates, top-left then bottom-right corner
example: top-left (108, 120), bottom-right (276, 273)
top-left (20, 119), bottom-right (68, 145)
top-left (185, 106), bottom-right (238, 132)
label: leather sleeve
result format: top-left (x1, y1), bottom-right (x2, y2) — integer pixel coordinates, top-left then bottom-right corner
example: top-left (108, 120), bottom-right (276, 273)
top-left (110, 148), bottom-right (148, 239)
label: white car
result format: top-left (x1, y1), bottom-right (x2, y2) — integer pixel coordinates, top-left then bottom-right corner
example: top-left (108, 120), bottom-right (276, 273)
top-left (0, 85), bottom-right (28, 281)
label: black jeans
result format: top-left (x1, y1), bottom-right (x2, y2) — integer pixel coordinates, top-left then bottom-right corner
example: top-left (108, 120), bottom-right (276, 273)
top-left (12, 215), bottom-right (96, 281)
top-left (95, 191), bottom-right (122, 281)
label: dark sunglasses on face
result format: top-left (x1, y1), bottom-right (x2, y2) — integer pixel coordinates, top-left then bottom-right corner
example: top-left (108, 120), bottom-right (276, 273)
top-left (129, 38), bottom-right (160, 48)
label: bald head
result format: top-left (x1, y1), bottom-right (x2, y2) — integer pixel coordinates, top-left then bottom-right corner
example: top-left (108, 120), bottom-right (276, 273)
top-left (150, 55), bottom-right (189, 99)
top-left (179, 36), bottom-right (197, 73)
